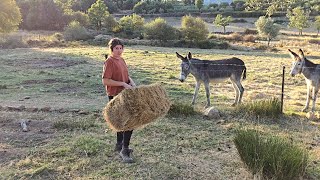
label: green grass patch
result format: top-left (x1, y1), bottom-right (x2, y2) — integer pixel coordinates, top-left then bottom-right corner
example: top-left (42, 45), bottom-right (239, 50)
top-left (234, 128), bottom-right (309, 180)
top-left (73, 136), bottom-right (105, 156)
top-left (167, 101), bottom-right (198, 117)
top-left (235, 98), bottom-right (282, 118)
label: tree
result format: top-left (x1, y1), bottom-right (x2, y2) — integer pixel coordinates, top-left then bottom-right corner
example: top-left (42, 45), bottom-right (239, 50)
top-left (88, 0), bottom-right (109, 30)
top-left (118, 14), bottom-right (144, 38)
top-left (181, 15), bottom-right (208, 41)
top-left (245, 0), bottom-right (295, 17)
top-left (195, 0), bottom-right (203, 12)
top-left (315, 16), bottom-right (320, 36)
top-left (144, 17), bottom-right (177, 42)
top-left (25, 0), bottom-right (64, 30)
top-left (255, 16), bottom-right (280, 46)
top-left (0, 0), bottom-right (22, 33)
top-left (287, 7), bottom-right (310, 35)
top-left (214, 14), bottom-right (232, 34)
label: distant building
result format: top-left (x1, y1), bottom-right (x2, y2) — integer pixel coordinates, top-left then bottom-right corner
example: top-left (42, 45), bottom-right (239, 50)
top-left (204, 0), bottom-right (233, 5)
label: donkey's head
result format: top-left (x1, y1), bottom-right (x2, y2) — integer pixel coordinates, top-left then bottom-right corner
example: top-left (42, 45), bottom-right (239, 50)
top-left (289, 49), bottom-right (305, 77)
top-left (176, 52), bottom-right (192, 82)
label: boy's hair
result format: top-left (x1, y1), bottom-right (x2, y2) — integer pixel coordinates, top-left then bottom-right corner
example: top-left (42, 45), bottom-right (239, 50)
top-left (108, 38), bottom-right (124, 52)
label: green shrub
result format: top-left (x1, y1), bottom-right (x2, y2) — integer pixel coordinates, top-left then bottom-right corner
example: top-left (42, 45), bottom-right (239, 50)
top-left (181, 15), bottom-right (209, 41)
top-left (167, 102), bottom-right (197, 117)
top-left (144, 17), bottom-right (177, 41)
top-left (63, 21), bottom-right (91, 41)
top-left (133, 1), bottom-right (148, 13)
top-left (0, 34), bottom-right (28, 49)
top-left (234, 129), bottom-right (308, 180)
top-left (118, 14), bottom-right (144, 38)
top-left (244, 28), bottom-right (258, 35)
top-left (64, 11), bottom-right (89, 27)
top-left (235, 98), bottom-right (282, 118)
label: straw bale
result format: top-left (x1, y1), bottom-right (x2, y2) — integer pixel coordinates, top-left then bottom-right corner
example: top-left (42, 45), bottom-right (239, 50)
top-left (103, 83), bottom-right (171, 131)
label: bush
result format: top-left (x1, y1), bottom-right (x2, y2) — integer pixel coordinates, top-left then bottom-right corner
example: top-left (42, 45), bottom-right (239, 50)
top-left (243, 34), bottom-right (256, 42)
top-left (235, 98), bottom-right (282, 118)
top-left (309, 39), bottom-right (320, 45)
top-left (118, 14), bottom-right (144, 38)
top-left (234, 129), bottom-right (308, 180)
top-left (244, 28), bottom-right (258, 35)
top-left (52, 32), bottom-right (63, 41)
top-left (63, 21), bottom-right (91, 41)
top-left (181, 15), bottom-right (209, 41)
top-left (144, 17), bottom-right (177, 41)
top-left (226, 32), bottom-right (242, 41)
top-left (64, 11), bottom-right (89, 27)
top-left (133, 1), bottom-right (147, 13)
top-left (0, 34), bottom-right (28, 49)
top-left (104, 15), bottom-right (118, 32)
top-left (168, 102), bottom-right (197, 117)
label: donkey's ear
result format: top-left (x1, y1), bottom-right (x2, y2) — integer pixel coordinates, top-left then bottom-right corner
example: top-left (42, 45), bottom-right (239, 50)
top-left (187, 52), bottom-right (192, 60)
top-left (176, 52), bottom-right (184, 60)
top-left (288, 49), bottom-right (299, 60)
top-left (298, 49), bottom-right (305, 59)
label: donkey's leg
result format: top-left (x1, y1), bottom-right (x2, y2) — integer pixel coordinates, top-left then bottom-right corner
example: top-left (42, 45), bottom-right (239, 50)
top-left (231, 81), bottom-right (239, 106)
top-left (302, 84), bottom-right (311, 112)
top-left (311, 86), bottom-right (319, 112)
top-left (204, 82), bottom-right (211, 108)
top-left (192, 80), bottom-right (201, 105)
top-left (238, 82), bottom-right (244, 104)
top-left (233, 79), bottom-right (244, 105)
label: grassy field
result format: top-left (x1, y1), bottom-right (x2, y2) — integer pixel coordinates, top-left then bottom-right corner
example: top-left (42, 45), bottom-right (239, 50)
top-left (0, 45), bottom-right (320, 179)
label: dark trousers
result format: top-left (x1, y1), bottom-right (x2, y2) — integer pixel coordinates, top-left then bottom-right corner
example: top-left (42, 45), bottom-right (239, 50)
top-left (109, 96), bottom-right (133, 148)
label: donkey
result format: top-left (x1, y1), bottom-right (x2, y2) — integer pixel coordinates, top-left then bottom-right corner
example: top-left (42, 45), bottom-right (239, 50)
top-left (289, 49), bottom-right (320, 112)
top-left (176, 52), bottom-right (246, 108)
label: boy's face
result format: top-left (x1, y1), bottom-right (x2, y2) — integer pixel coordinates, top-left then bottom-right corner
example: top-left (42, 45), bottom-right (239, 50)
top-left (112, 45), bottom-right (123, 57)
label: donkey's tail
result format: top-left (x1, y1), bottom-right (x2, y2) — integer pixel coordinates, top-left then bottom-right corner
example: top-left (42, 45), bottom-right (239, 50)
top-left (242, 67), bottom-right (246, 80)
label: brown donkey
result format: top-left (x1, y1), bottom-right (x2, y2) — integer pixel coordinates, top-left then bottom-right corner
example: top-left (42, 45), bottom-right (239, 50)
top-left (289, 49), bottom-right (320, 112)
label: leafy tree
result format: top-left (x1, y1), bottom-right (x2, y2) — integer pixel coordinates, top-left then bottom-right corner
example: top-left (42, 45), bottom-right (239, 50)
top-left (214, 14), bottom-right (232, 34)
top-left (64, 11), bottom-right (90, 27)
top-left (25, 0), bottom-right (64, 30)
top-left (195, 0), bottom-right (204, 12)
top-left (315, 16), bottom-right (320, 36)
top-left (245, 0), bottom-right (293, 17)
top-left (181, 15), bottom-right (209, 41)
top-left (104, 15), bottom-right (118, 32)
top-left (118, 14), bottom-right (144, 38)
top-left (88, 0), bottom-right (109, 30)
top-left (287, 7), bottom-right (310, 35)
top-left (255, 16), bottom-right (280, 46)
top-left (0, 0), bottom-right (22, 33)
top-left (64, 21), bottom-right (90, 41)
top-left (144, 17), bottom-right (177, 42)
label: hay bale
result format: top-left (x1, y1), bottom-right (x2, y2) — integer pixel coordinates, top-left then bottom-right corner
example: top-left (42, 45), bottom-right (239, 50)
top-left (103, 83), bottom-right (171, 131)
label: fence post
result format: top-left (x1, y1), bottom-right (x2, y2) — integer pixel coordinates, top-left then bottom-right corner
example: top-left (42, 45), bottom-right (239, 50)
top-left (281, 66), bottom-right (285, 113)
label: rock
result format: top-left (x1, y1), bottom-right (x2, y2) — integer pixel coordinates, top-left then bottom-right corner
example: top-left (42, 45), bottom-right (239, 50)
top-left (203, 107), bottom-right (220, 119)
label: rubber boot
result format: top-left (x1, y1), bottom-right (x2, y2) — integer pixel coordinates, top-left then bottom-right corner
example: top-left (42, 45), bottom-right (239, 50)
top-left (119, 148), bottom-right (134, 163)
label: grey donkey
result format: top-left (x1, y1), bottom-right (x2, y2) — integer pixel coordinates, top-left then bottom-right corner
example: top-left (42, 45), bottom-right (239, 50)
top-left (289, 49), bottom-right (320, 112)
top-left (176, 52), bottom-right (246, 108)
